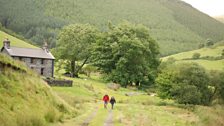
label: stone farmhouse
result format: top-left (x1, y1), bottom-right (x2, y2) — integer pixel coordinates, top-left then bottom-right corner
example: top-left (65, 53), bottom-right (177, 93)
top-left (1, 39), bottom-right (55, 77)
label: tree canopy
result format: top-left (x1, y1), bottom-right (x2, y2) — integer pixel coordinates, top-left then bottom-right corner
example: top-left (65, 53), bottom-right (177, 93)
top-left (209, 70), bottom-right (224, 103)
top-left (92, 22), bottom-right (160, 87)
top-left (156, 63), bottom-right (213, 105)
top-left (55, 24), bottom-right (99, 77)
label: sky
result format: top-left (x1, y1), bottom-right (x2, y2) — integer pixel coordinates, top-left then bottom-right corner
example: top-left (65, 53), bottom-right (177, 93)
top-left (181, 0), bottom-right (224, 16)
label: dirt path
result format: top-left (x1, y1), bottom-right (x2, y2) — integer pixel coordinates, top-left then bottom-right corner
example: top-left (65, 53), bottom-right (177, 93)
top-left (103, 110), bottom-right (113, 126)
top-left (81, 106), bottom-right (99, 126)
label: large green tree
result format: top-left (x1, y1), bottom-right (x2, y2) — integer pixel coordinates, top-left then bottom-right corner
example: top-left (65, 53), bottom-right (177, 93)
top-left (93, 22), bottom-right (160, 87)
top-left (55, 24), bottom-right (99, 77)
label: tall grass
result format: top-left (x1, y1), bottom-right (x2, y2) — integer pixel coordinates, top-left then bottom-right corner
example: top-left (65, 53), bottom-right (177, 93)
top-left (0, 54), bottom-right (74, 126)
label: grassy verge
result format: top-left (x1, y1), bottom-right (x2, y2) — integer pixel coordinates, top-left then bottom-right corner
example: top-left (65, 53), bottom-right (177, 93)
top-left (52, 74), bottom-right (224, 126)
top-left (0, 54), bottom-right (74, 126)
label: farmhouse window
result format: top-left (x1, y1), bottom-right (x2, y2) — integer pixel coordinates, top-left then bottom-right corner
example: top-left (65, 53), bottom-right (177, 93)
top-left (41, 59), bottom-right (44, 64)
top-left (31, 58), bottom-right (34, 64)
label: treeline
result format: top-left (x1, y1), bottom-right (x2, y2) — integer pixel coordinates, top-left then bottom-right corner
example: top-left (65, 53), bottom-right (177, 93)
top-left (0, 0), bottom-right (66, 48)
top-left (1, 0), bottom-right (224, 55)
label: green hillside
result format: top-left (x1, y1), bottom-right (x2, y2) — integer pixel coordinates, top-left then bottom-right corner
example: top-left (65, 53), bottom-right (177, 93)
top-left (163, 42), bottom-right (224, 70)
top-left (1, 0), bottom-right (224, 55)
top-left (1, 56), bottom-right (223, 126)
top-left (0, 54), bottom-right (73, 126)
top-left (177, 59), bottom-right (224, 71)
top-left (163, 44), bottom-right (224, 60)
top-left (0, 30), bottom-right (37, 48)
top-left (0, 39), bottom-right (223, 126)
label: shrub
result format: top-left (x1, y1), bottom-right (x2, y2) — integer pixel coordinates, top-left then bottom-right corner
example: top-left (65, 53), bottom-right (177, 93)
top-left (173, 85), bottom-right (202, 104)
top-left (156, 63), bottom-right (212, 105)
top-left (206, 39), bottom-right (214, 47)
top-left (198, 43), bottom-right (205, 49)
top-left (222, 49), bottom-right (224, 57)
top-left (209, 70), bottom-right (224, 103)
top-left (192, 53), bottom-right (201, 59)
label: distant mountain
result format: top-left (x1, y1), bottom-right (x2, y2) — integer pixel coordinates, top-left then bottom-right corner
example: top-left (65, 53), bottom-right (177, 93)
top-left (1, 0), bottom-right (224, 55)
top-left (214, 15), bottom-right (224, 23)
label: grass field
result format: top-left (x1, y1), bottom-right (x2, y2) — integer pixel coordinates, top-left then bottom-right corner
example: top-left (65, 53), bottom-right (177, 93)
top-left (162, 43), bottom-right (224, 71)
top-left (51, 74), bottom-right (224, 126)
top-left (0, 30), bottom-right (37, 48)
top-left (177, 59), bottom-right (224, 71)
top-left (163, 46), bottom-right (224, 61)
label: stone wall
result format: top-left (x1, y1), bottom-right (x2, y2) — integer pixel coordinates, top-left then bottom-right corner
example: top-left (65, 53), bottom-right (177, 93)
top-left (44, 79), bottom-right (73, 87)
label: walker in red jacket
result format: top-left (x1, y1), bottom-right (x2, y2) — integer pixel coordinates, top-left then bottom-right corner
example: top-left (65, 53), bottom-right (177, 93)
top-left (103, 94), bottom-right (109, 109)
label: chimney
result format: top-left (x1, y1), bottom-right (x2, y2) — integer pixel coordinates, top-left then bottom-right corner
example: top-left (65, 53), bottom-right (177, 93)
top-left (3, 38), bottom-right (10, 49)
top-left (42, 41), bottom-right (49, 53)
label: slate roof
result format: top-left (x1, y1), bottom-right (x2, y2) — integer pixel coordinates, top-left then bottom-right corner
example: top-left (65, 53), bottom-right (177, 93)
top-left (1, 46), bottom-right (55, 59)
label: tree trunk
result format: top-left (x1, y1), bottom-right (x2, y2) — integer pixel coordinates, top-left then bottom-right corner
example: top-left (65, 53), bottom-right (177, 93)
top-left (209, 87), bottom-right (218, 103)
top-left (75, 57), bottom-right (89, 76)
top-left (136, 81), bottom-right (140, 87)
top-left (71, 57), bottom-right (89, 78)
top-left (71, 60), bottom-right (78, 78)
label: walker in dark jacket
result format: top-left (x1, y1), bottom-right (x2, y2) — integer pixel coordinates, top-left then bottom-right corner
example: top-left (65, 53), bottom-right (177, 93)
top-left (110, 96), bottom-right (116, 109)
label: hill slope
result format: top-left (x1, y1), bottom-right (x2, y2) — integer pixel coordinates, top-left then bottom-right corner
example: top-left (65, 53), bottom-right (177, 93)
top-left (1, 0), bottom-right (224, 55)
top-left (0, 54), bottom-right (73, 126)
top-left (215, 15), bottom-right (224, 23)
top-left (0, 30), bottom-right (37, 48)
